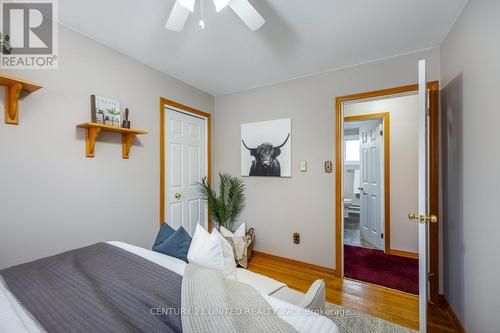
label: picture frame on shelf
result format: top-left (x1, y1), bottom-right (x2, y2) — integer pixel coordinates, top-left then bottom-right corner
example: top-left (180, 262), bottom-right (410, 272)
top-left (91, 95), bottom-right (121, 126)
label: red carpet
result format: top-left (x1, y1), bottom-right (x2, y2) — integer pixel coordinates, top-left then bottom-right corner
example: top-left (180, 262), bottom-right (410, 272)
top-left (344, 244), bottom-right (419, 294)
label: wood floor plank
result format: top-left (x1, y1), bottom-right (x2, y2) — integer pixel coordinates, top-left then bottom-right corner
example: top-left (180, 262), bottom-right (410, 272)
top-left (248, 252), bottom-right (457, 332)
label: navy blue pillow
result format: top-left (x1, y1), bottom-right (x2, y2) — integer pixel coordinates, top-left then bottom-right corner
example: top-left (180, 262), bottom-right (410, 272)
top-left (153, 226), bottom-right (192, 262)
top-left (153, 223), bottom-right (175, 249)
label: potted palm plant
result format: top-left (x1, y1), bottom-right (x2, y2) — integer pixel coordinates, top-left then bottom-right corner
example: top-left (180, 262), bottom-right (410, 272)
top-left (197, 173), bottom-right (245, 232)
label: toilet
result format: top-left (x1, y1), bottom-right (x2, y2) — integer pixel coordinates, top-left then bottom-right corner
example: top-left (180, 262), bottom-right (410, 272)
top-left (343, 198), bottom-right (353, 217)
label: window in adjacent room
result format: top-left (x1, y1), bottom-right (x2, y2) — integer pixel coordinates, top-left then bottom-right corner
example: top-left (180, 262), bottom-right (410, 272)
top-left (345, 138), bottom-right (360, 162)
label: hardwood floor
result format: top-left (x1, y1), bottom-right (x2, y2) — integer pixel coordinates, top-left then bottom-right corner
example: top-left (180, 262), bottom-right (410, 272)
top-left (248, 251), bottom-right (458, 332)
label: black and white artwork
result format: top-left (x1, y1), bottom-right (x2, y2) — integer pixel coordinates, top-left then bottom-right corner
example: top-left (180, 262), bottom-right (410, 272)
top-left (241, 118), bottom-right (291, 177)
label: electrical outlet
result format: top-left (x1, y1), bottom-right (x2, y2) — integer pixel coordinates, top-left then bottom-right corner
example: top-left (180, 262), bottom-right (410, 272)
top-left (293, 233), bottom-right (300, 244)
top-left (300, 161), bottom-right (307, 172)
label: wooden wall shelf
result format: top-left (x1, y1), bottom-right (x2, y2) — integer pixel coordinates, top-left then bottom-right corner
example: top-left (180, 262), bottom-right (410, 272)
top-left (76, 122), bottom-right (147, 159)
top-left (1, 74), bottom-right (42, 125)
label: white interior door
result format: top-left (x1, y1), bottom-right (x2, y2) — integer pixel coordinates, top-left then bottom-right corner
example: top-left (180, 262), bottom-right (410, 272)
top-left (165, 108), bottom-right (207, 235)
top-left (359, 120), bottom-right (383, 250)
top-left (417, 59), bottom-right (429, 332)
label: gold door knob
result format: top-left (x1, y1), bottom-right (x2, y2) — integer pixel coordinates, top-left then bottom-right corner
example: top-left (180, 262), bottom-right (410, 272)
top-left (174, 192), bottom-right (182, 200)
top-left (408, 212), bottom-right (418, 221)
top-left (408, 212), bottom-right (426, 224)
top-left (408, 212), bottom-right (438, 224)
top-left (426, 215), bottom-right (438, 223)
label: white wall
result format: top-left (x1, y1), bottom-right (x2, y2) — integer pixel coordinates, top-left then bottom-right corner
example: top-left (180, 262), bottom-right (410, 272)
top-left (440, 0), bottom-right (500, 332)
top-left (344, 94), bottom-right (419, 253)
top-left (0, 25), bottom-right (214, 269)
top-left (214, 49), bottom-right (440, 268)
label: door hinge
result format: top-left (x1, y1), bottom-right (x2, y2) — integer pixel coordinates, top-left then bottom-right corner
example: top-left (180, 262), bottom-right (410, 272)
top-left (426, 88), bottom-right (431, 115)
top-left (380, 233), bottom-right (383, 239)
top-left (426, 88), bottom-right (430, 108)
top-left (427, 272), bottom-right (435, 281)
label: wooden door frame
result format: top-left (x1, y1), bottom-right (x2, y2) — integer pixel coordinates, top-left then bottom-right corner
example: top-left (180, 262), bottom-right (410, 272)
top-left (159, 97), bottom-right (212, 231)
top-left (344, 112), bottom-right (391, 253)
top-left (335, 81), bottom-right (440, 303)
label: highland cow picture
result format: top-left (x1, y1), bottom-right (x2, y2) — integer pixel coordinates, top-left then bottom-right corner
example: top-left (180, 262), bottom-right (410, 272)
top-left (241, 118), bottom-right (291, 177)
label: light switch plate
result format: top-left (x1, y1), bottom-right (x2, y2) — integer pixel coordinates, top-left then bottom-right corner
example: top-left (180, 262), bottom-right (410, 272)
top-left (325, 160), bottom-right (333, 173)
top-left (300, 161), bottom-right (307, 172)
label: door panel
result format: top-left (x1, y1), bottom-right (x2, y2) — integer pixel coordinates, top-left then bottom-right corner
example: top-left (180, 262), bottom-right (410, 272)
top-left (188, 123), bottom-right (200, 138)
top-left (362, 149), bottom-right (368, 179)
top-left (188, 145), bottom-right (200, 185)
top-left (170, 119), bottom-right (183, 135)
top-left (359, 120), bottom-right (383, 250)
top-left (361, 192), bottom-right (368, 239)
top-left (170, 202), bottom-right (183, 230)
top-left (417, 59), bottom-right (429, 332)
top-left (170, 143), bottom-right (183, 189)
top-left (188, 199), bottom-right (200, 234)
top-left (165, 109), bottom-right (207, 235)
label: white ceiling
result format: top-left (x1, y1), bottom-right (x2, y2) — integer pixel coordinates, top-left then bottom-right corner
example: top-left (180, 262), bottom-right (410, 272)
top-left (59, 0), bottom-right (467, 96)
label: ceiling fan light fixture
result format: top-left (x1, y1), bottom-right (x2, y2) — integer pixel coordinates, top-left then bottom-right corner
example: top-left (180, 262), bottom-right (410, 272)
top-left (178, 0), bottom-right (195, 12)
top-left (166, 0), bottom-right (264, 31)
top-left (213, 0), bottom-right (231, 12)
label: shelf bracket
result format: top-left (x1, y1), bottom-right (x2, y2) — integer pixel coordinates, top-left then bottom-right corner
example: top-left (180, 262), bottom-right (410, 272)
top-left (86, 127), bottom-right (101, 158)
top-left (77, 123), bottom-right (146, 159)
top-left (4, 82), bottom-right (23, 125)
top-left (122, 133), bottom-right (137, 159)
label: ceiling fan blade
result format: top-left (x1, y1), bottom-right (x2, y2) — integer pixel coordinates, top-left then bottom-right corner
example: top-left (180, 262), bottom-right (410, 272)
top-left (166, 1), bottom-right (190, 31)
top-left (229, 0), bottom-right (265, 31)
top-left (213, 0), bottom-right (231, 12)
top-left (178, 0), bottom-right (195, 12)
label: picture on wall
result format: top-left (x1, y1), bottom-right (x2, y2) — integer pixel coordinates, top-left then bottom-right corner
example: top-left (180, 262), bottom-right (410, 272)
top-left (241, 118), bottom-right (291, 177)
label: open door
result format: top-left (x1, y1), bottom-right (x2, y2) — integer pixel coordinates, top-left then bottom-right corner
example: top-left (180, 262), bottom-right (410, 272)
top-left (408, 59), bottom-right (439, 332)
top-left (359, 120), bottom-right (384, 250)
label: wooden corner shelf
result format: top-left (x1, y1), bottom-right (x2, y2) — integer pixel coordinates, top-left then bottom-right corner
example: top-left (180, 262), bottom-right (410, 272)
top-left (1, 74), bottom-right (43, 125)
top-left (76, 122), bottom-right (148, 159)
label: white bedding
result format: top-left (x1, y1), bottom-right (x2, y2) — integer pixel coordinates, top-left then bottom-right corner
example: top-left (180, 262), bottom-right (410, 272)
top-left (0, 242), bottom-right (338, 333)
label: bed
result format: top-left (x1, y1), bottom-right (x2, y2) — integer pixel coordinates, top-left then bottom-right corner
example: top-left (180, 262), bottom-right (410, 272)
top-left (0, 241), bottom-right (338, 333)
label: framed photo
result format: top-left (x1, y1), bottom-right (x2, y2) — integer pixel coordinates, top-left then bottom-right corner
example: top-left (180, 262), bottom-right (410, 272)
top-left (91, 95), bottom-right (121, 126)
top-left (241, 118), bottom-right (291, 177)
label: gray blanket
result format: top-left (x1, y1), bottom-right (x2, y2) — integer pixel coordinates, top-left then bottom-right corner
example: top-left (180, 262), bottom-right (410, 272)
top-left (0, 243), bottom-right (183, 333)
top-left (181, 264), bottom-right (297, 333)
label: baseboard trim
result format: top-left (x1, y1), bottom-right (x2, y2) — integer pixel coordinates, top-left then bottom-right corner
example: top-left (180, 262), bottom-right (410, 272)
top-left (388, 249), bottom-right (419, 260)
top-left (439, 295), bottom-right (467, 333)
top-left (252, 251), bottom-right (336, 276)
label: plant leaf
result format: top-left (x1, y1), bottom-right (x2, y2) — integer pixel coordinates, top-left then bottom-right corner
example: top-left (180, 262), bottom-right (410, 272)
top-left (196, 173), bottom-right (245, 231)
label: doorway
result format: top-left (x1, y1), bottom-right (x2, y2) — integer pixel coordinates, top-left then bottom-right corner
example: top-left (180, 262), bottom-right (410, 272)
top-left (341, 95), bottom-right (421, 294)
top-left (343, 115), bottom-right (388, 252)
top-left (159, 98), bottom-right (212, 234)
top-left (335, 82), bottom-right (440, 303)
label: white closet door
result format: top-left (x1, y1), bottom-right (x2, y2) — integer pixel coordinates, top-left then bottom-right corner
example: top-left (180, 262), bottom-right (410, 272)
top-left (165, 109), bottom-right (207, 235)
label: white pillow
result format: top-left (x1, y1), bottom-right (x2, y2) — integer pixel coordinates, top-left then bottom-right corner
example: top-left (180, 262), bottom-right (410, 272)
top-left (187, 224), bottom-right (224, 272)
top-left (212, 228), bottom-right (237, 278)
top-left (220, 223), bottom-right (246, 237)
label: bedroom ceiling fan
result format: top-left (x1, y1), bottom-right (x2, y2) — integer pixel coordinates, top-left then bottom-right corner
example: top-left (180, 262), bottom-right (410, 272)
top-left (166, 0), bottom-right (265, 32)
